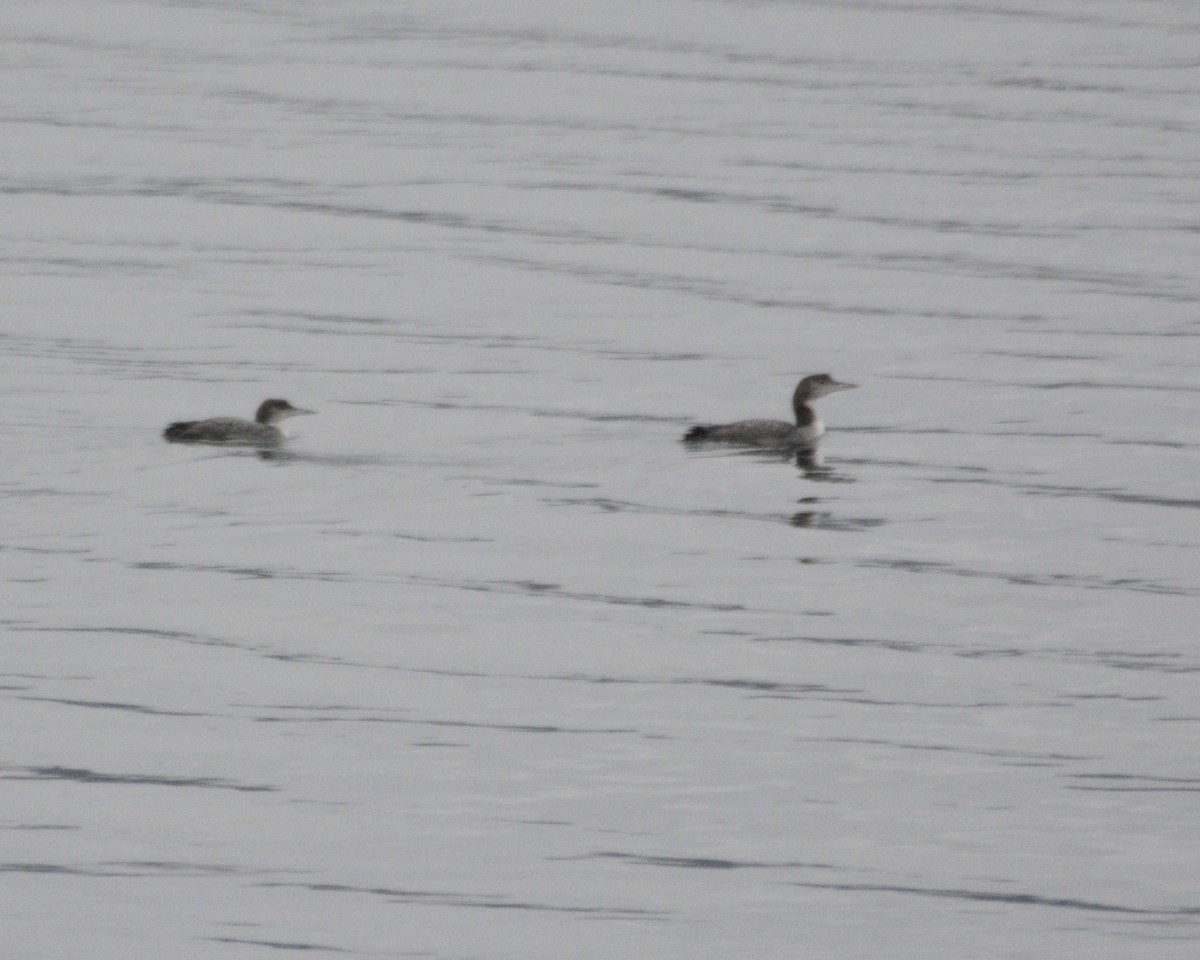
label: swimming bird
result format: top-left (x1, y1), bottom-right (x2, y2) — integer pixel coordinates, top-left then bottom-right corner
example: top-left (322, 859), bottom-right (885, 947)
top-left (163, 398), bottom-right (314, 446)
top-left (684, 374), bottom-right (856, 448)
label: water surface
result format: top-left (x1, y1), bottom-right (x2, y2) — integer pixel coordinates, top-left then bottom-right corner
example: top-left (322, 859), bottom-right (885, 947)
top-left (3, 2), bottom-right (1198, 958)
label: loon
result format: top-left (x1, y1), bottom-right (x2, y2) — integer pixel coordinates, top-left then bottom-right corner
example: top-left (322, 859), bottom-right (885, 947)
top-left (163, 398), bottom-right (314, 446)
top-left (684, 374), bottom-right (856, 448)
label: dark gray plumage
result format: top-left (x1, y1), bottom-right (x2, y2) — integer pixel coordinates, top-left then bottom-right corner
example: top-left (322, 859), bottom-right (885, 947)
top-left (684, 374), bottom-right (856, 448)
top-left (163, 398), bottom-right (314, 446)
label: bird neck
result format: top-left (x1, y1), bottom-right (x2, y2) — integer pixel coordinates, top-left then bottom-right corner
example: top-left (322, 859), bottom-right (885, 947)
top-left (792, 393), bottom-right (816, 427)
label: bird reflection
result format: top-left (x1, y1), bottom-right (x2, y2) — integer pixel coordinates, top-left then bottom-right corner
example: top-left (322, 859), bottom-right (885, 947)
top-left (794, 445), bottom-right (853, 482)
top-left (706, 440), bottom-right (855, 481)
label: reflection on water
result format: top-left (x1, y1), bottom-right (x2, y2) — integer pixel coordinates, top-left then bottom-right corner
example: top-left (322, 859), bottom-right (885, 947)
top-left (794, 446), bottom-right (856, 483)
top-left (257, 449), bottom-right (395, 467)
top-left (790, 509), bottom-right (885, 532)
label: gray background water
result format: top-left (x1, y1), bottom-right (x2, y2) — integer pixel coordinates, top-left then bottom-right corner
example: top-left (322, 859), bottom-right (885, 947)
top-left (3, 2), bottom-right (1198, 957)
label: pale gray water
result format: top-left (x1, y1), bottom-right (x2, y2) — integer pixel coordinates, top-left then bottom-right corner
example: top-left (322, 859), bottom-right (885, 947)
top-left (3, 1), bottom-right (1199, 958)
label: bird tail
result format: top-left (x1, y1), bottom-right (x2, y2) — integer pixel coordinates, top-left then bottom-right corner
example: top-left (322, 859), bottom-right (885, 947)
top-left (683, 425), bottom-right (711, 442)
top-left (163, 421), bottom-right (195, 441)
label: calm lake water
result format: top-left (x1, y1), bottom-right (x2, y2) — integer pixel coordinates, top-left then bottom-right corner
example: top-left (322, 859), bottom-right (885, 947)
top-left (3, 1), bottom-right (1198, 957)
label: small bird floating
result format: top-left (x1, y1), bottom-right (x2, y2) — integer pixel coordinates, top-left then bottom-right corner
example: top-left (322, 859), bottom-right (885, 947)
top-left (163, 398), bottom-right (314, 447)
top-left (684, 374), bottom-right (856, 448)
